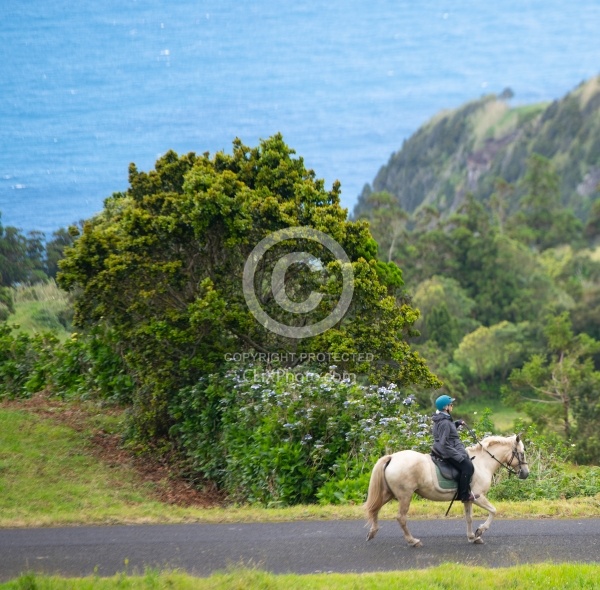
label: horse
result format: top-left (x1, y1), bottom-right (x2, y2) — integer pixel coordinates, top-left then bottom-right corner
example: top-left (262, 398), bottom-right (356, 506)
top-left (364, 434), bottom-right (529, 546)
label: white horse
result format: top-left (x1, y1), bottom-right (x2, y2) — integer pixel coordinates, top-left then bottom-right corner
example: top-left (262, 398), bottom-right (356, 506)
top-left (364, 434), bottom-right (529, 546)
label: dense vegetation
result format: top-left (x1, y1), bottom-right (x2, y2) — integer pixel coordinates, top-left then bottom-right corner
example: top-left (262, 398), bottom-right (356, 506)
top-left (356, 156), bottom-right (600, 465)
top-left (1, 135), bottom-right (442, 505)
top-left (2, 77), bottom-right (600, 506)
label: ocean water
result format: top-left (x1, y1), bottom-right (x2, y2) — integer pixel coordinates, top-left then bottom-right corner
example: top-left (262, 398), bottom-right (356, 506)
top-left (1, 0), bottom-right (600, 236)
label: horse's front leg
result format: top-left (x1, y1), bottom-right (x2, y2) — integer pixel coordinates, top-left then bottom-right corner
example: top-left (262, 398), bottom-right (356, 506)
top-left (463, 501), bottom-right (475, 542)
top-left (470, 495), bottom-right (496, 543)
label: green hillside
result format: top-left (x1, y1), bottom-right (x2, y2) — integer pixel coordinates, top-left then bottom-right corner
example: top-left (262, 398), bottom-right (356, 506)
top-left (356, 76), bottom-right (600, 220)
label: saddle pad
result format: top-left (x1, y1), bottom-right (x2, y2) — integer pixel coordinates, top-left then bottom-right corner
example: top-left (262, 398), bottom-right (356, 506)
top-left (434, 463), bottom-right (458, 490)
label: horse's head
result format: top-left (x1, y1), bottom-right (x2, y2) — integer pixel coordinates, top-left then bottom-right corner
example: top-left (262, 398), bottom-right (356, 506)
top-left (509, 433), bottom-right (529, 480)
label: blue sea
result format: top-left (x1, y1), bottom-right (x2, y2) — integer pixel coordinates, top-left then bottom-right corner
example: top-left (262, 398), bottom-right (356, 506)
top-left (1, 1), bottom-right (600, 236)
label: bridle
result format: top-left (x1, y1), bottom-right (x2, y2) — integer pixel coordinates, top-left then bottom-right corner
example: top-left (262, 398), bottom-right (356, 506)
top-left (484, 443), bottom-right (527, 477)
top-left (466, 426), bottom-right (527, 476)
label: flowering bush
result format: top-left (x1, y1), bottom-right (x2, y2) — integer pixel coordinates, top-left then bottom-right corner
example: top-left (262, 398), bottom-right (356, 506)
top-left (169, 364), bottom-right (436, 505)
top-left (170, 377), bottom-right (600, 506)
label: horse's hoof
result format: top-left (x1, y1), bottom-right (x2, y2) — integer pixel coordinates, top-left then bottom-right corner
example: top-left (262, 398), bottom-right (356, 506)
top-left (410, 539), bottom-right (423, 548)
top-left (366, 531), bottom-right (377, 542)
top-left (474, 537), bottom-right (484, 544)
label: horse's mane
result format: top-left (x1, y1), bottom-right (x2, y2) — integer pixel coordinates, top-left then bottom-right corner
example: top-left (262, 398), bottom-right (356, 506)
top-left (466, 434), bottom-right (515, 453)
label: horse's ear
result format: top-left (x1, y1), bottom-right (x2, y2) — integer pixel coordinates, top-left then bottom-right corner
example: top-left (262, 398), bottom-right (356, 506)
top-left (515, 432), bottom-right (522, 443)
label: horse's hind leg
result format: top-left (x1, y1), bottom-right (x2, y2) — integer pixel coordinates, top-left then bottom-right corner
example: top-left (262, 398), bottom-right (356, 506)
top-left (396, 493), bottom-right (422, 547)
top-left (365, 488), bottom-right (393, 541)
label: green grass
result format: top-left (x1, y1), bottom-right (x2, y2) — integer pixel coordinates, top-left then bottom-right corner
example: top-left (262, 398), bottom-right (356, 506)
top-left (0, 407), bottom-right (181, 527)
top-left (7, 282), bottom-right (72, 339)
top-left (476, 100), bottom-right (548, 143)
top-left (456, 397), bottom-right (521, 433)
top-left (3, 563), bottom-right (600, 589)
top-left (1, 404), bottom-right (599, 529)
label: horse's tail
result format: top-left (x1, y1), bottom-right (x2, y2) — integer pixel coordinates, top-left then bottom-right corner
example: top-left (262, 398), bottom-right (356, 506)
top-left (363, 454), bottom-right (393, 519)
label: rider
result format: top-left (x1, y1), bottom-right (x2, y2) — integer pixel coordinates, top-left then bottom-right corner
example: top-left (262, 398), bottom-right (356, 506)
top-left (431, 395), bottom-right (478, 503)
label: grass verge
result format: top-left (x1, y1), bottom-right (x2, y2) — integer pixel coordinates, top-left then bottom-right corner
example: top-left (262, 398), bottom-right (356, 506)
top-left (0, 404), bottom-right (599, 528)
top-left (3, 563), bottom-right (600, 589)
top-left (0, 407), bottom-right (173, 527)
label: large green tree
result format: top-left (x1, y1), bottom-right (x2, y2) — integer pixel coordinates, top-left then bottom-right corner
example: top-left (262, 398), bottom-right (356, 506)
top-left (45, 227), bottom-right (78, 279)
top-left (355, 190), bottom-right (408, 262)
top-left (411, 275), bottom-right (479, 350)
top-left (507, 154), bottom-right (582, 250)
top-left (58, 135), bottom-right (439, 440)
top-left (505, 312), bottom-right (600, 439)
top-left (0, 214), bottom-right (47, 287)
top-left (404, 196), bottom-right (557, 326)
top-left (454, 320), bottom-right (535, 383)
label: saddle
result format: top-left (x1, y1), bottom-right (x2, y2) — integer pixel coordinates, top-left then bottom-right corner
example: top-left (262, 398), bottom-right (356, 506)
top-left (430, 453), bottom-right (461, 482)
top-left (430, 453), bottom-right (475, 490)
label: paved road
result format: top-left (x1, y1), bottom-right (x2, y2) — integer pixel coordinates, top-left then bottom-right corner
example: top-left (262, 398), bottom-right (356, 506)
top-left (1, 519), bottom-right (600, 580)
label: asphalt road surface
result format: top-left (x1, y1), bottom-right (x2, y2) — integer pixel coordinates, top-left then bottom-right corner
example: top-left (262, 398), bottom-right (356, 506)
top-left (1, 519), bottom-right (600, 580)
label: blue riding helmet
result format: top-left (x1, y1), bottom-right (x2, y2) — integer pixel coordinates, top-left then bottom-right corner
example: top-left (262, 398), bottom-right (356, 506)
top-left (435, 395), bottom-right (456, 411)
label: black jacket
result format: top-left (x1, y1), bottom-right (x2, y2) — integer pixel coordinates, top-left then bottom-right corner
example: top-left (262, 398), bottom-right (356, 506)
top-left (432, 412), bottom-right (469, 462)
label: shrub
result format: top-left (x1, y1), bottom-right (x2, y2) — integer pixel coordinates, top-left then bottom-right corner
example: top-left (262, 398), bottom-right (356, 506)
top-left (0, 322), bottom-right (133, 403)
top-left (169, 365), bottom-right (437, 506)
top-left (485, 423), bottom-right (600, 501)
top-left (0, 323), bottom-right (58, 398)
top-left (48, 330), bottom-right (134, 403)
